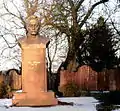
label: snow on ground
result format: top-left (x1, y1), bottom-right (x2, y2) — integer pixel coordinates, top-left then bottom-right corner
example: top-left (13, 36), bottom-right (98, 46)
top-left (0, 97), bottom-right (98, 111)
top-left (113, 108), bottom-right (120, 111)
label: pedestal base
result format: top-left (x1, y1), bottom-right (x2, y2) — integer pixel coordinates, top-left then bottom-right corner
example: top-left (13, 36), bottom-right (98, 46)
top-left (12, 91), bottom-right (58, 106)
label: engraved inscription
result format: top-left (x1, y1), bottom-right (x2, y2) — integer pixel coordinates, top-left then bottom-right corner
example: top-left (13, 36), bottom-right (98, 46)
top-left (28, 61), bottom-right (40, 71)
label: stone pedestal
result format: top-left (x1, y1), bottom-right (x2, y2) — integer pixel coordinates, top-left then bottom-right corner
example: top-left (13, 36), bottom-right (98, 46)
top-left (12, 43), bottom-right (58, 106)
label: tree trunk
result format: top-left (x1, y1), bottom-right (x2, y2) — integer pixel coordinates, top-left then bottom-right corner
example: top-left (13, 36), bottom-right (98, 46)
top-left (63, 34), bottom-right (84, 72)
top-left (63, 45), bottom-right (77, 72)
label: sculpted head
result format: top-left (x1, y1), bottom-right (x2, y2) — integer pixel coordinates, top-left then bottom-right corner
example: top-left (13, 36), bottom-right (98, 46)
top-left (26, 15), bottom-right (40, 36)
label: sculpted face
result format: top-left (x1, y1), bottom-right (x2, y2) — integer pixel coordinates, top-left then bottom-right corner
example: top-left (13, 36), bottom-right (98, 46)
top-left (26, 16), bottom-right (40, 36)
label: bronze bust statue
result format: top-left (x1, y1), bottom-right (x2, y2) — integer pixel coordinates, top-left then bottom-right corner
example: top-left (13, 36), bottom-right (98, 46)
top-left (19, 15), bottom-right (49, 45)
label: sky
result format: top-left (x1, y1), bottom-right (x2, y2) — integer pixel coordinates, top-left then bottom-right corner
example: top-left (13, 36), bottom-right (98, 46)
top-left (0, 0), bottom-right (68, 72)
top-left (0, 0), bottom-right (120, 72)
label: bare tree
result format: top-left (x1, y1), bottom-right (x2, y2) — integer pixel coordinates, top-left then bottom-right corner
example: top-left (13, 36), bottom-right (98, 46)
top-left (0, 0), bottom-right (61, 72)
top-left (0, 0), bottom-right (120, 73)
top-left (42, 0), bottom-right (112, 71)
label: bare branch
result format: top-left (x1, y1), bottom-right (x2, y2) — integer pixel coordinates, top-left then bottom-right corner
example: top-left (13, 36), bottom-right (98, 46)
top-left (3, 1), bottom-right (21, 21)
top-left (12, 1), bottom-right (26, 27)
top-left (76, 0), bottom-right (84, 11)
top-left (0, 34), bottom-right (18, 49)
top-left (23, 0), bottom-right (29, 13)
top-left (0, 46), bottom-right (8, 55)
top-left (79, 0), bottom-right (108, 28)
top-left (26, 0), bottom-right (38, 17)
top-left (111, 19), bottom-right (120, 36)
top-left (51, 32), bottom-right (60, 62)
top-left (67, 0), bottom-right (74, 7)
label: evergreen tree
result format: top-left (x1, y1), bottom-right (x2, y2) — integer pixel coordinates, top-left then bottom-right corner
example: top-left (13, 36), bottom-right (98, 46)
top-left (77, 17), bottom-right (118, 72)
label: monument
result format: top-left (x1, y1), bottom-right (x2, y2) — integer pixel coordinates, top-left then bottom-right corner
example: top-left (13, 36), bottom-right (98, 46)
top-left (12, 15), bottom-right (58, 106)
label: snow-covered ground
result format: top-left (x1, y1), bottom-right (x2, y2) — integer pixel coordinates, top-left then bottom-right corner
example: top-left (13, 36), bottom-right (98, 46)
top-left (0, 97), bottom-right (98, 111)
top-left (1, 97), bottom-right (120, 111)
top-left (113, 107), bottom-right (120, 111)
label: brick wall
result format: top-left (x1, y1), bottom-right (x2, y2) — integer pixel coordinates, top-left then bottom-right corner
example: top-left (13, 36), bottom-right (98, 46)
top-left (59, 65), bottom-right (97, 90)
top-left (59, 65), bottom-right (119, 91)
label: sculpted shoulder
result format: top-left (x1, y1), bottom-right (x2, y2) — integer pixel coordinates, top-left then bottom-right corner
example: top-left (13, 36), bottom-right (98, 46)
top-left (39, 35), bottom-right (50, 46)
top-left (18, 36), bottom-right (50, 47)
top-left (18, 37), bottom-right (27, 44)
top-left (18, 37), bottom-right (27, 49)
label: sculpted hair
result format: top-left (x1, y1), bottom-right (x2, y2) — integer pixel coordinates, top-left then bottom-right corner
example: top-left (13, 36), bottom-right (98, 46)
top-left (26, 15), bottom-right (40, 25)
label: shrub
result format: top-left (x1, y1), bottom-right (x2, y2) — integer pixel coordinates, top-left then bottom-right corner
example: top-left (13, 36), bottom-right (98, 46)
top-left (0, 82), bottom-right (12, 98)
top-left (0, 82), bottom-right (6, 98)
top-left (59, 82), bottom-right (81, 97)
top-left (80, 90), bottom-right (89, 96)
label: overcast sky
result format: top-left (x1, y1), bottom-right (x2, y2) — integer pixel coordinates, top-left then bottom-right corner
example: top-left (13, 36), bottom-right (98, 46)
top-left (0, 0), bottom-right (119, 71)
